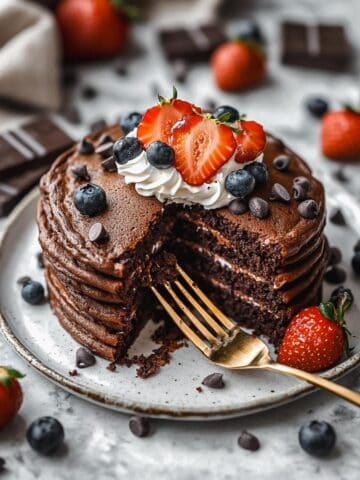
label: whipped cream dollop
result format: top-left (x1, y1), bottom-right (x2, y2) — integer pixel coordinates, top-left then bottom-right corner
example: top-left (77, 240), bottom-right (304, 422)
top-left (116, 129), bottom-right (263, 210)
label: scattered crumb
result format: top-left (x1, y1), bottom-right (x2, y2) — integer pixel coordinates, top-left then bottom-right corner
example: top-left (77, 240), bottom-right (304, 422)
top-left (107, 362), bottom-right (116, 372)
top-left (196, 386), bottom-right (203, 393)
top-left (69, 369), bottom-right (78, 377)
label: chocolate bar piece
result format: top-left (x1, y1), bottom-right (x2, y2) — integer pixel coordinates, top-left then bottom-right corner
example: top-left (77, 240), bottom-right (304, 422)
top-left (0, 116), bottom-right (73, 178)
top-left (159, 24), bottom-right (226, 62)
top-left (281, 22), bottom-right (351, 70)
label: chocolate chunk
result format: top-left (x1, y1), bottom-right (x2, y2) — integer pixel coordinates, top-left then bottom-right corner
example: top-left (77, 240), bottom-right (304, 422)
top-left (129, 416), bottom-right (150, 438)
top-left (272, 154), bottom-right (290, 171)
top-left (69, 369), bottom-right (78, 377)
top-left (298, 199), bottom-right (319, 219)
top-left (281, 22), bottom-right (351, 71)
top-left (37, 252), bottom-right (45, 269)
top-left (333, 168), bottom-right (348, 183)
top-left (202, 372), bottom-right (225, 389)
top-left (17, 276), bottom-right (31, 286)
top-left (71, 164), bottom-right (90, 181)
top-left (97, 134), bottom-right (114, 146)
top-left (101, 156), bottom-right (117, 172)
top-left (228, 199), bottom-right (248, 215)
top-left (76, 347), bottom-right (96, 368)
top-left (293, 176), bottom-right (310, 191)
top-left (90, 119), bottom-right (107, 133)
top-left (329, 208), bottom-right (346, 226)
top-left (325, 266), bottom-right (347, 284)
top-left (77, 138), bottom-right (95, 155)
top-left (238, 431), bottom-right (260, 451)
top-left (354, 240), bottom-right (360, 252)
top-left (328, 247), bottom-right (342, 266)
top-left (293, 183), bottom-right (308, 201)
top-left (249, 197), bottom-right (270, 219)
top-left (196, 386), bottom-right (203, 393)
top-left (81, 85), bottom-right (98, 100)
top-left (89, 222), bottom-right (108, 243)
top-left (0, 458), bottom-right (5, 473)
top-left (270, 183), bottom-right (290, 202)
top-left (95, 142), bottom-right (114, 158)
top-left (172, 59), bottom-right (188, 83)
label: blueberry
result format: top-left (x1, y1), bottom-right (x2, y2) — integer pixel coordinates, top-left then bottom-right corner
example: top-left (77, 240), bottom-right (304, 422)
top-left (244, 162), bottom-right (268, 186)
top-left (146, 141), bottom-right (175, 169)
top-left (26, 417), bottom-right (64, 456)
top-left (120, 112), bottom-right (142, 135)
top-left (352, 252), bottom-right (360, 275)
top-left (306, 97), bottom-right (329, 118)
top-left (237, 20), bottom-right (264, 44)
top-left (213, 105), bottom-right (240, 123)
top-left (74, 183), bottom-right (107, 216)
top-left (225, 170), bottom-right (255, 199)
top-left (113, 137), bottom-right (143, 165)
top-left (21, 281), bottom-right (44, 305)
top-left (299, 420), bottom-right (336, 456)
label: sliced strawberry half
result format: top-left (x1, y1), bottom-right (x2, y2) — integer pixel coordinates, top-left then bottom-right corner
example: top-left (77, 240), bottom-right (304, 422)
top-left (171, 114), bottom-right (236, 186)
top-left (137, 89), bottom-right (200, 148)
top-left (234, 120), bottom-right (266, 163)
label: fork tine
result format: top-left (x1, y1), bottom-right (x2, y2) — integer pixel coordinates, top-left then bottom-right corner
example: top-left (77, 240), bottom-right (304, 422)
top-left (151, 286), bottom-right (211, 356)
top-left (164, 283), bottom-right (221, 346)
top-left (176, 265), bottom-right (235, 330)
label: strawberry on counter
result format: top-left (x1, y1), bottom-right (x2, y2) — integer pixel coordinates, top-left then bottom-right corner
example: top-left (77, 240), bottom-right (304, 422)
top-left (321, 108), bottom-right (360, 161)
top-left (0, 367), bottom-right (24, 430)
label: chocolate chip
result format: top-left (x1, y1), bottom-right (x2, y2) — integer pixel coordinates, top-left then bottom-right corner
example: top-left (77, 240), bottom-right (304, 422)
top-left (329, 208), bottom-right (346, 226)
top-left (77, 138), bottom-right (95, 155)
top-left (324, 266), bottom-right (347, 284)
top-left (196, 386), bottom-right (203, 393)
top-left (270, 183), bottom-right (290, 202)
top-left (76, 347), bottom-right (96, 368)
top-left (17, 275), bottom-right (31, 286)
top-left (354, 240), bottom-right (360, 252)
top-left (90, 119), bottom-right (107, 133)
top-left (69, 369), bottom-right (78, 377)
top-left (272, 154), bottom-right (290, 171)
top-left (202, 373), bottom-right (225, 389)
top-left (292, 183), bottom-right (308, 201)
top-left (107, 362), bottom-right (116, 372)
top-left (129, 416), bottom-right (150, 437)
top-left (37, 252), bottom-right (44, 269)
top-left (333, 168), bottom-right (348, 183)
top-left (71, 164), bottom-right (90, 181)
top-left (293, 176), bottom-right (310, 190)
top-left (95, 142), bottom-right (114, 158)
top-left (328, 247), bottom-right (342, 266)
top-left (101, 156), bottom-right (117, 172)
top-left (249, 197), bottom-right (270, 219)
top-left (97, 134), bottom-right (114, 146)
top-left (0, 458), bottom-right (5, 473)
top-left (114, 59), bottom-right (128, 76)
top-left (172, 59), bottom-right (188, 83)
top-left (81, 85), bottom-right (98, 100)
top-left (228, 199), bottom-right (248, 215)
top-left (298, 199), bottom-right (319, 219)
top-left (89, 222), bottom-right (108, 243)
top-left (238, 431), bottom-right (260, 451)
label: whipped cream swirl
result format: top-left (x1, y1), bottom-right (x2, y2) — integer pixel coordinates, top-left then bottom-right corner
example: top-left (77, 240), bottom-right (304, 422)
top-left (116, 129), bottom-right (263, 210)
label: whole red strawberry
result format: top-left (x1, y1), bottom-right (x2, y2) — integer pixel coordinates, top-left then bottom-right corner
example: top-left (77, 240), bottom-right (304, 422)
top-left (56, 0), bottom-right (131, 60)
top-left (321, 108), bottom-right (360, 161)
top-left (278, 289), bottom-right (353, 372)
top-left (211, 41), bottom-right (266, 91)
top-left (0, 367), bottom-right (24, 429)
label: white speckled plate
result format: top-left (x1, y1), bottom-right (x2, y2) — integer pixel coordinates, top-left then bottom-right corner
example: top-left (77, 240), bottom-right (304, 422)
top-left (1, 183), bottom-right (360, 420)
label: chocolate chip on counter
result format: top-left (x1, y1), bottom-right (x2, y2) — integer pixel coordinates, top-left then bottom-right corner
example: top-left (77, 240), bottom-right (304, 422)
top-left (90, 119), bottom-right (107, 133)
top-left (202, 373), bottom-right (225, 389)
top-left (328, 247), bottom-right (342, 266)
top-left (293, 183), bottom-right (308, 201)
top-left (270, 183), bottom-right (290, 202)
top-left (324, 266), bottom-right (347, 284)
top-left (0, 458), bottom-right (5, 473)
top-left (333, 168), bottom-right (348, 183)
top-left (172, 59), bottom-right (188, 83)
top-left (89, 223), bottom-right (109, 243)
top-left (293, 176), bottom-right (310, 190)
top-left (129, 416), bottom-right (150, 438)
top-left (229, 199), bottom-right (248, 215)
top-left (354, 240), bottom-right (360, 253)
top-left (352, 252), bottom-right (360, 275)
top-left (71, 164), bottom-right (90, 181)
top-left (272, 154), bottom-right (290, 171)
top-left (81, 85), bottom-right (98, 100)
top-left (97, 134), bottom-right (114, 146)
top-left (249, 197), bottom-right (270, 219)
top-left (101, 156), bottom-right (117, 172)
top-left (107, 362), bottom-right (116, 372)
top-left (238, 431), bottom-right (260, 451)
top-left (17, 276), bottom-right (31, 286)
top-left (69, 369), bottom-right (78, 377)
top-left (114, 59), bottom-right (128, 76)
top-left (76, 347), bottom-right (96, 368)
top-left (298, 199), bottom-right (319, 219)
top-left (95, 142), bottom-right (114, 158)
top-left (77, 138), bottom-right (95, 155)
top-left (329, 208), bottom-right (346, 226)
top-left (36, 252), bottom-right (44, 269)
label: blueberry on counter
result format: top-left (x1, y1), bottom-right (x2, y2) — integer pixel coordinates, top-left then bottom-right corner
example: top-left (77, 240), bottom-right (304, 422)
top-left (213, 105), bottom-right (240, 123)
top-left (26, 417), bottom-right (65, 455)
top-left (74, 184), bottom-right (107, 216)
top-left (147, 141), bottom-right (175, 169)
top-left (299, 420), bottom-right (336, 456)
top-left (352, 252), bottom-right (360, 275)
top-left (305, 97), bottom-right (329, 118)
top-left (21, 281), bottom-right (45, 305)
top-left (225, 170), bottom-right (255, 199)
top-left (113, 137), bottom-right (143, 165)
top-left (244, 162), bottom-right (268, 186)
top-left (120, 112), bottom-right (142, 135)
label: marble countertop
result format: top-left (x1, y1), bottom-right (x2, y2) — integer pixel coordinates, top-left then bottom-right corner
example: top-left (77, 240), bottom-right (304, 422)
top-left (1, 1), bottom-right (360, 479)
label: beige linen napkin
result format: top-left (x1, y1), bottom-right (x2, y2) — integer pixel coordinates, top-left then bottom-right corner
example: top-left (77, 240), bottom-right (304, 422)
top-left (0, 0), bottom-right (62, 110)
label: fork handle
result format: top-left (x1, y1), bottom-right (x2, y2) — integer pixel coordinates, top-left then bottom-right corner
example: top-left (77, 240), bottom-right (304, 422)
top-left (264, 362), bottom-right (360, 407)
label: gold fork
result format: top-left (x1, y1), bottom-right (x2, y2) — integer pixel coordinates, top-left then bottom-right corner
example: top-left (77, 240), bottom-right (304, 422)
top-left (151, 265), bottom-right (360, 407)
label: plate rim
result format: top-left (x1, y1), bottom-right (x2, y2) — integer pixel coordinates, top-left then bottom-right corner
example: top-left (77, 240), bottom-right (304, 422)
top-left (1, 188), bottom-right (360, 421)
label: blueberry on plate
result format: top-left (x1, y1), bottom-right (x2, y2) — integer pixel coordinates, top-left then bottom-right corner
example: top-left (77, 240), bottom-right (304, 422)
top-left (244, 162), bottom-right (268, 186)
top-left (213, 105), bottom-right (240, 123)
top-left (26, 417), bottom-right (64, 456)
top-left (147, 141), bottom-right (175, 169)
top-left (299, 420), bottom-right (336, 456)
top-left (113, 137), bottom-right (143, 165)
top-left (74, 184), bottom-right (107, 216)
top-left (305, 97), bottom-right (329, 118)
top-left (225, 170), bottom-right (255, 199)
top-left (120, 112), bottom-right (142, 135)
top-left (352, 252), bottom-right (360, 275)
top-left (237, 20), bottom-right (264, 44)
top-left (21, 281), bottom-right (44, 305)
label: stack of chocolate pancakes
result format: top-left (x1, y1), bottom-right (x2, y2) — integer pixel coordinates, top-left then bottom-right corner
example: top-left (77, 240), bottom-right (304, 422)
top-left (38, 125), bottom-right (328, 363)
